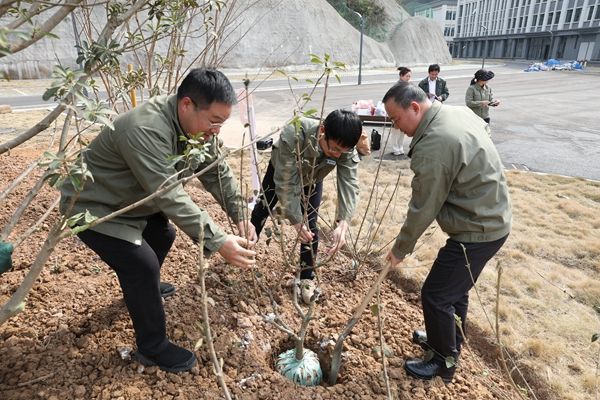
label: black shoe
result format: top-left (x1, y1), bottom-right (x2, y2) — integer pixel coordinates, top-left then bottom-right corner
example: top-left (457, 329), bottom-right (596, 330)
top-left (134, 342), bottom-right (197, 373)
top-left (159, 282), bottom-right (176, 298)
top-left (404, 355), bottom-right (456, 383)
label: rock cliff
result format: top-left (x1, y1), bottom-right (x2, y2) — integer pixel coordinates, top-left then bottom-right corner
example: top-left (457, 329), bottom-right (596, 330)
top-left (0, 0), bottom-right (451, 79)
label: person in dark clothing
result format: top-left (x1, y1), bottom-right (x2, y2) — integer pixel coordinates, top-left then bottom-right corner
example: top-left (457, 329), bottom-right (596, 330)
top-left (418, 64), bottom-right (449, 102)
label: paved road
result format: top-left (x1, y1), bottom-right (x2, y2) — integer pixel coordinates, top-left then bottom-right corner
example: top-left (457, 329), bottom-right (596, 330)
top-left (245, 62), bottom-right (600, 181)
top-left (2, 62), bottom-right (599, 180)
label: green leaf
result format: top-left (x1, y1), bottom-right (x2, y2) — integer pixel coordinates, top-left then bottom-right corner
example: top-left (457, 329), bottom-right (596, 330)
top-left (303, 108), bottom-right (318, 117)
top-left (445, 355), bottom-right (457, 368)
top-left (66, 213), bottom-right (84, 227)
top-left (83, 210), bottom-right (96, 224)
top-left (309, 54), bottom-right (322, 64)
top-left (335, 74), bottom-right (341, 84)
top-left (70, 225), bottom-right (90, 236)
top-left (370, 304), bottom-right (380, 316)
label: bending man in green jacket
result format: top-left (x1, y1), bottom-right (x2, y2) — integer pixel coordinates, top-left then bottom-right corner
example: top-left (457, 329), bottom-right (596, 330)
top-left (60, 68), bottom-right (256, 373)
top-left (383, 82), bottom-right (511, 383)
top-left (250, 110), bottom-right (362, 303)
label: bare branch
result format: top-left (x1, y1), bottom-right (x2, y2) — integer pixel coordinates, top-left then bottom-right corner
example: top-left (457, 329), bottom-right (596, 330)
top-left (6, 0), bottom-right (83, 56)
top-left (0, 104), bottom-right (66, 155)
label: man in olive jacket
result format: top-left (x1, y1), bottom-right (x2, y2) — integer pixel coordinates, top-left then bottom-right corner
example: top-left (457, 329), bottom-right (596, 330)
top-left (382, 82), bottom-right (511, 383)
top-left (60, 69), bottom-right (256, 373)
top-left (250, 110), bottom-right (362, 303)
top-left (418, 64), bottom-right (449, 102)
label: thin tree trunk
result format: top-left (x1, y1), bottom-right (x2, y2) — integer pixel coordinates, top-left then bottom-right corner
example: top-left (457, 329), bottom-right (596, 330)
top-left (0, 104), bottom-right (66, 155)
top-left (329, 261), bottom-right (393, 384)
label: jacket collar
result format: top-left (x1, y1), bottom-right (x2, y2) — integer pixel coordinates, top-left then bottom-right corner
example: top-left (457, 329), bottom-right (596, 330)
top-left (408, 101), bottom-right (442, 155)
top-left (168, 94), bottom-right (186, 139)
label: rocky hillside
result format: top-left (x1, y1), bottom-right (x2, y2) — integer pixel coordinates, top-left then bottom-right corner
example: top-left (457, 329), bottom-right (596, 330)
top-left (0, 0), bottom-right (451, 79)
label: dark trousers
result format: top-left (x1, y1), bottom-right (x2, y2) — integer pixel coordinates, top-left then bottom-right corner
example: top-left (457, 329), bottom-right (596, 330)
top-left (421, 235), bottom-right (508, 359)
top-left (250, 162), bottom-right (322, 280)
top-left (78, 213), bottom-right (176, 355)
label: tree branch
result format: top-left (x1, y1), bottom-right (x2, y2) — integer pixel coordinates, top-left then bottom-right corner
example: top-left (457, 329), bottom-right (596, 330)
top-left (6, 0), bottom-right (83, 56)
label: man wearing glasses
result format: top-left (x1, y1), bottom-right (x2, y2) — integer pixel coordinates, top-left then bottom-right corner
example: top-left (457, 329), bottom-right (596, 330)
top-left (250, 109), bottom-right (362, 304)
top-left (60, 68), bottom-right (256, 373)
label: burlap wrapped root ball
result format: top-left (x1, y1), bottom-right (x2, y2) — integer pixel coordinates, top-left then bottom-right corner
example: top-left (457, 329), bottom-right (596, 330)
top-left (275, 348), bottom-right (322, 386)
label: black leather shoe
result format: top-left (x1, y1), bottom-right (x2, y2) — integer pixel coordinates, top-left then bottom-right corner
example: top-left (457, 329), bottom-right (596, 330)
top-left (159, 282), bottom-right (176, 298)
top-left (404, 355), bottom-right (456, 383)
top-left (135, 342), bottom-right (196, 373)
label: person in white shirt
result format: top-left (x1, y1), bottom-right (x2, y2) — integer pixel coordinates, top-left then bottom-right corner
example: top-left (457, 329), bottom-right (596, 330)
top-left (391, 66), bottom-right (412, 156)
top-left (418, 64), bottom-right (449, 103)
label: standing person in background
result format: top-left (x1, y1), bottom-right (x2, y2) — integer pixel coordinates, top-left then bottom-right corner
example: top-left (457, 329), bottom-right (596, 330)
top-left (465, 69), bottom-right (499, 124)
top-left (390, 67), bottom-right (412, 156)
top-left (418, 64), bottom-right (449, 103)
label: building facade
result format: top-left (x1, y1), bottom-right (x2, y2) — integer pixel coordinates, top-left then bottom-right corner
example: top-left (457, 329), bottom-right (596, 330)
top-left (408, 0), bottom-right (458, 52)
top-left (453, 0), bottom-right (600, 61)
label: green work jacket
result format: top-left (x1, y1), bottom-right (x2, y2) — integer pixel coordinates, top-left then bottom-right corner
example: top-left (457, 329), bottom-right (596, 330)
top-left (60, 95), bottom-right (243, 255)
top-left (269, 118), bottom-right (360, 225)
top-left (392, 101), bottom-right (512, 259)
top-left (465, 84), bottom-right (494, 120)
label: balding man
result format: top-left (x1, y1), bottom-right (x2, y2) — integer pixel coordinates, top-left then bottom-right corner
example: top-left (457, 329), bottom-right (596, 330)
top-left (382, 81), bottom-right (511, 383)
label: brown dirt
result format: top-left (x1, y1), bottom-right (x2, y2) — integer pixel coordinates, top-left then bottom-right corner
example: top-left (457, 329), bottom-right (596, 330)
top-left (0, 146), bottom-right (523, 400)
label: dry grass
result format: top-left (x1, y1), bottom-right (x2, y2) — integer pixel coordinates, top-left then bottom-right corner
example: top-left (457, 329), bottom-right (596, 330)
top-left (315, 157), bottom-right (600, 400)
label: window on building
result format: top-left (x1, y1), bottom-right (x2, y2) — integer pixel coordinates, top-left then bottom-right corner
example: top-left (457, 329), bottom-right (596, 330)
top-left (554, 11), bottom-right (560, 24)
top-left (566, 9), bottom-right (573, 23)
top-left (451, 27), bottom-right (455, 36)
top-left (446, 10), bottom-right (452, 20)
top-left (574, 7), bottom-right (582, 22)
top-left (519, 16), bottom-right (523, 27)
top-left (596, 6), bottom-right (600, 19)
top-left (587, 6), bottom-right (594, 20)
top-left (532, 14), bottom-right (538, 25)
top-left (459, 5), bottom-right (463, 17)
top-left (548, 12), bottom-right (554, 24)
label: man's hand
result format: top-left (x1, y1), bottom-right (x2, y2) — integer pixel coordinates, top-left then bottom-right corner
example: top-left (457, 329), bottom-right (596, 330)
top-left (237, 221), bottom-right (257, 246)
top-left (326, 220), bottom-right (348, 256)
top-left (293, 223), bottom-right (314, 243)
top-left (385, 249), bottom-right (404, 267)
top-left (218, 235), bottom-right (256, 268)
